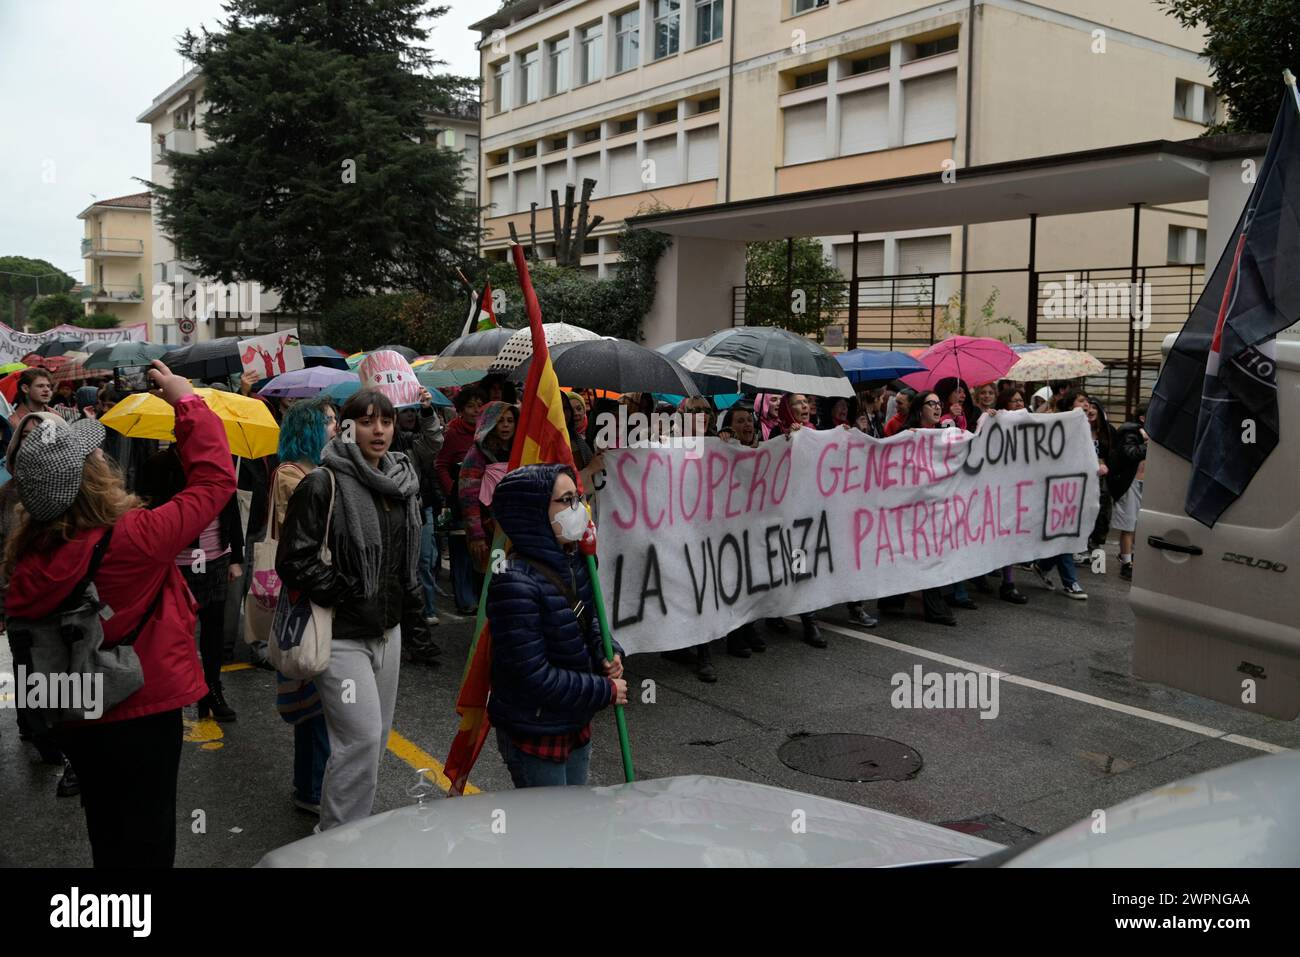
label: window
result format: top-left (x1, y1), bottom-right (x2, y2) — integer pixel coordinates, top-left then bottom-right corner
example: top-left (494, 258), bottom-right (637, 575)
top-left (579, 23), bottom-right (604, 84)
top-left (547, 36), bottom-right (570, 96)
top-left (645, 135), bottom-right (679, 187)
top-left (616, 117), bottom-right (638, 135)
top-left (911, 35), bottom-right (959, 60)
top-left (489, 150), bottom-right (508, 167)
top-left (695, 0), bottom-right (723, 45)
top-left (839, 86), bottom-right (889, 155)
top-left (581, 126), bottom-right (601, 143)
top-left (575, 153), bottom-right (601, 196)
top-left (793, 68), bottom-right (828, 89)
top-left (654, 1), bottom-right (680, 59)
top-left (695, 96), bottom-right (720, 113)
top-left (550, 136), bottom-right (568, 151)
top-left (492, 60), bottom-right (511, 113)
top-left (519, 143), bottom-right (537, 158)
top-left (609, 144), bottom-right (639, 194)
top-left (654, 107), bottom-right (678, 125)
top-left (687, 125), bottom-right (719, 180)
top-left (519, 47), bottom-right (540, 105)
top-left (848, 52), bottom-right (890, 76)
top-left (614, 9), bottom-right (640, 73)
top-left (792, 0), bottom-right (828, 13)
top-left (782, 101), bottom-right (827, 165)
top-left (1174, 79), bottom-right (1217, 125)
top-left (902, 71), bottom-right (957, 144)
top-left (1168, 226), bottom-right (1207, 265)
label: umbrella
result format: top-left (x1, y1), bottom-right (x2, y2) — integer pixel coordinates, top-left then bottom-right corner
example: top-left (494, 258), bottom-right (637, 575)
top-left (677, 327), bottom-right (855, 398)
top-left (0, 370), bottom-right (22, 403)
top-left (31, 340), bottom-right (84, 357)
top-left (414, 368), bottom-right (488, 389)
top-left (653, 339), bottom-right (741, 395)
top-left (428, 327), bottom-right (516, 371)
top-left (163, 336), bottom-right (243, 379)
top-left (373, 344), bottom-right (418, 362)
top-left (0, 362), bottom-right (27, 374)
top-left (302, 345), bottom-right (350, 370)
top-left (259, 366), bottom-right (358, 399)
top-left (1009, 342), bottom-right (1050, 355)
top-left (322, 379), bottom-right (452, 408)
top-left (835, 349), bottom-right (928, 384)
top-left (899, 335), bottom-right (1018, 391)
top-left (510, 338), bottom-right (701, 396)
top-left (101, 388), bottom-right (279, 458)
top-left (85, 341), bottom-right (175, 371)
top-left (489, 323), bottom-right (601, 373)
top-left (1006, 347), bottom-right (1105, 381)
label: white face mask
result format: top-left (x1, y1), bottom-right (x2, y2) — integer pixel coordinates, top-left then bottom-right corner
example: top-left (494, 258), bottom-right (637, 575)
top-left (553, 501), bottom-right (588, 542)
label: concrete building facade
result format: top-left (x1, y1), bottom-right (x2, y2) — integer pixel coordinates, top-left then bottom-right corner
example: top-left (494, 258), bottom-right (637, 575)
top-left (77, 192), bottom-right (154, 332)
top-left (471, 0), bottom-right (1217, 341)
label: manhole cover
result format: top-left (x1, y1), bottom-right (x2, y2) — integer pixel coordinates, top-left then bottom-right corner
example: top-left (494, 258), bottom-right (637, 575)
top-left (777, 733), bottom-right (922, 783)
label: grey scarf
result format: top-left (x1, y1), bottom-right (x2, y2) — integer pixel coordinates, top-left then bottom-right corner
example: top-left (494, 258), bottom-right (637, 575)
top-left (320, 438), bottom-right (422, 599)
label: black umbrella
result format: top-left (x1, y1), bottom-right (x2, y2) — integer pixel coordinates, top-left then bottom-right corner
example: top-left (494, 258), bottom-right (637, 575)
top-left (374, 344), bottom-right (418, 362)
top-left (430, 327), bottom-right (515, 370)
top-left (302, 345), bottom-right (350, 370)
top-left (677, 327), bottom-right (854, 398)
top-left (32, 339), bottom-right (84, 357)
top-left (162, 336), bottom-right (243, 379)
top-left (655, 338), bottom-right (742, 395)
top-left (512, 338), bottom-right (701, 396)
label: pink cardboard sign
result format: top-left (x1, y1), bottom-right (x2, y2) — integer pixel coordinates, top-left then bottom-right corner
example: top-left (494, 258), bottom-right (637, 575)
top-left (359, 350), bottom-right (422, 407)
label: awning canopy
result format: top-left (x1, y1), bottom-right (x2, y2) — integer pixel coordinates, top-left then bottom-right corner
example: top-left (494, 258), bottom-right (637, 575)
top-left (627, 137), bottom-right (1268, 242)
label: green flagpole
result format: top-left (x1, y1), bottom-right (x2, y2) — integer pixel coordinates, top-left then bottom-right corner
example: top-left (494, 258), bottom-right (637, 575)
top-left (585, 551), bottom-right (634, 782)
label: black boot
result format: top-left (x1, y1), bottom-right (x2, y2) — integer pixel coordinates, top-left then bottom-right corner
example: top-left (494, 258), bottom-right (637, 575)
top-left (56, 758), bottom-right (80, 798)
top-left (765, 617), bottom-right (790, 634)
top-left (999, 582), bottom-right (1028, 604)
top-left (198, 684), bottom-right (237, 722)
top-left (801, 615), bottom-right (827, 649)
top-left (696, 644), bottom-right (718, 683)
top-left (726, 631), bottom-right (752, 658)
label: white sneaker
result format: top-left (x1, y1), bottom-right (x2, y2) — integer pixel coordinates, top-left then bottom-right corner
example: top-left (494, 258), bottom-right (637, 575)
top-left (1063, 582), bottom-right (1088, 600)
top-left (424, 615), bottom-right (440, 627)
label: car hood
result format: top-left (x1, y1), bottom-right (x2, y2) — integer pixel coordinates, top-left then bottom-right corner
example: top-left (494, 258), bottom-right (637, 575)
top-left (257, 775), bottom-right (1002, 868)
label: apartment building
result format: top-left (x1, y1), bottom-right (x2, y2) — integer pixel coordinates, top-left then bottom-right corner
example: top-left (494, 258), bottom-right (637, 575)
top-left (430, 99), bottom-right (484, 205)
top-left (77, 192), bottom-right (153, 331)
top-left (472, 0), bottom-right (1215, 319)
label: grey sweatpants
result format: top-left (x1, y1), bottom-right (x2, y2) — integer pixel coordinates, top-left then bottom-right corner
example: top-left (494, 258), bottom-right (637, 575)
top-left (316, 627), bottom-right (401, 831)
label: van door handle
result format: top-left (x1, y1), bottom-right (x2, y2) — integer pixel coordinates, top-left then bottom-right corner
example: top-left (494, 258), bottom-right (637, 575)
top-left (1147, 536), bottom-right (1203, 556)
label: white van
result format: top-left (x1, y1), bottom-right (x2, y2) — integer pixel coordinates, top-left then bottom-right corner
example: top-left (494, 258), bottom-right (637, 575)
top-left (1131, 334), bottom-right (1300, 719)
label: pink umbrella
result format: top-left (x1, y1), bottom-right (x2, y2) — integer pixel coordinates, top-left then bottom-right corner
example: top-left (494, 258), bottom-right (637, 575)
top-left (900, 335), bottom-right (1017, 391)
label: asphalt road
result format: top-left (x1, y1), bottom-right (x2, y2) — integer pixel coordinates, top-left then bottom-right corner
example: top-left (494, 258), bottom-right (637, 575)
top-left (3, 552), bottom-right (1297, 867)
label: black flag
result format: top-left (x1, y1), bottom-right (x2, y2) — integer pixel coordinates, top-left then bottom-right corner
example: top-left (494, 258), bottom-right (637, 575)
top-left (1146, 86), bottom-right (1300, 527)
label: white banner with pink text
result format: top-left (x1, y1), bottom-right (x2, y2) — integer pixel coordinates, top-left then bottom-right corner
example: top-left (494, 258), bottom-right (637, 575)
top-left (595, 410), bottom-right (1100, 655)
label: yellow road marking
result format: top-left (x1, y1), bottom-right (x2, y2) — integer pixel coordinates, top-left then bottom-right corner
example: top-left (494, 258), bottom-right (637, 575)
top-left (183, 716), bottom-right (225, 750)
top-left (221, 663), bottom-right (254, 673)
top-left (386, 729), bottom-right (481, 795)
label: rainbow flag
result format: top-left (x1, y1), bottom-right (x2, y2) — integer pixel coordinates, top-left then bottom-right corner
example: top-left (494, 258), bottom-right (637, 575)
top-left (443, 245), bottom-right (577, 795)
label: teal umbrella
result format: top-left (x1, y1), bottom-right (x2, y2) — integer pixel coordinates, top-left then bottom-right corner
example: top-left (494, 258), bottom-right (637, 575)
top-left (323, 380), bottom-right (452, 408)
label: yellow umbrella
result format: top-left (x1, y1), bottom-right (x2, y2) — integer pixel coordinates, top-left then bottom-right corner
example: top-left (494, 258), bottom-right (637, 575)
top-left (101, 388), bottom-right (280, 459)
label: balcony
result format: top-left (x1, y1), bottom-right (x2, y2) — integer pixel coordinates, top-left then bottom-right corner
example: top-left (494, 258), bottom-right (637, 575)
top-left (152, 127), bottom-right (198, 164)
top-left (81, 277), bottom-right (145, 303)
top-left (81, 236), bottom-right (145, 258)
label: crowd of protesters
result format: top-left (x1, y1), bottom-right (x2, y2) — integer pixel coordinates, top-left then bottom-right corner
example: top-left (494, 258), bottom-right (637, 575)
top-left (1, 349), bottom-right (1148, 863)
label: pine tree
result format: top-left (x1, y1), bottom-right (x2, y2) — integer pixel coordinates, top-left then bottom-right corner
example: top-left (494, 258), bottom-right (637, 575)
top-left (150, 0), bottom-right (481, 313)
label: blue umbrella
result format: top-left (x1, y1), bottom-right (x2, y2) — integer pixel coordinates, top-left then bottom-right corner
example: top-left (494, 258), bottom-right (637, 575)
top-left (322, 380), bottom-right (452, 408)
top-left (834, 349), bottom-right (928, 384)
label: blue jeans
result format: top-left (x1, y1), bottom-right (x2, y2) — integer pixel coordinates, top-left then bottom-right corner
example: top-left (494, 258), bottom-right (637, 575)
top-left (418, 507), bottom-right (438, 619)
top-left (496, 728), bottom-right (592, 788)
top-left (448, 532), bottom-right (480, 612)
top-left (1035, 553), bottom-right (1079, 589)
top-left (293, 714), bottom-right (330, 805)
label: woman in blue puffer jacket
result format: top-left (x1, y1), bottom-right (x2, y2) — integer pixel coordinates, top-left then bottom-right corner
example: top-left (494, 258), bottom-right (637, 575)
top-left (487, 462), bottom-right (628, 788)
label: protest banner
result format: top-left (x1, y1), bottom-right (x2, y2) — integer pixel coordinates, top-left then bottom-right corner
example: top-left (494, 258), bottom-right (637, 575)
top-left (0, 321), bottom-right (146, 365)
top-left (240, 329), bottom-right (303, 379)
top-left (359, 349), bottom-right (423, 407)
top-left (596, 410), bottom-right (1101, 655)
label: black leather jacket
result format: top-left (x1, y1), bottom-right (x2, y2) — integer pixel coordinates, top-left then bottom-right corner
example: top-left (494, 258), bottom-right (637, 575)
top-left (275, 466), bottom-right (429, 645)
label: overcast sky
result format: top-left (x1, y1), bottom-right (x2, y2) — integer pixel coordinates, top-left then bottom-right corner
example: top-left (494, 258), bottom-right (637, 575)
top-left (0, 0), bottom-right (484, 279)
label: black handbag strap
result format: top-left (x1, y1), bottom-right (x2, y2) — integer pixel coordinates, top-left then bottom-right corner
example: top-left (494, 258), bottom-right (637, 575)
top-left (512, 554), bottom-right (592, 636)
top-left (62, 524), bottom-right (163, 647)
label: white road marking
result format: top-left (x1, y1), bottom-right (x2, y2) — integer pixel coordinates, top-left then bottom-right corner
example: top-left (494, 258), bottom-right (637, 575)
top-left (815, 620), bottom-right (1290, 754)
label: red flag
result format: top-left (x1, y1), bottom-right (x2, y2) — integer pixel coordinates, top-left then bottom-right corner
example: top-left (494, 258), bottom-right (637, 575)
top-left (443, 245), bottom-right (576, 794)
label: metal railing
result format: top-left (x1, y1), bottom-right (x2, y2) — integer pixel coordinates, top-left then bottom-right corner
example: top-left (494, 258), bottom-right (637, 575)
top-left (81, 237), bottom-right (145, 257)
top-left (80, 277), bottom-right (145, 302)
top-left (732, 263), bottom-right (1206, 419)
